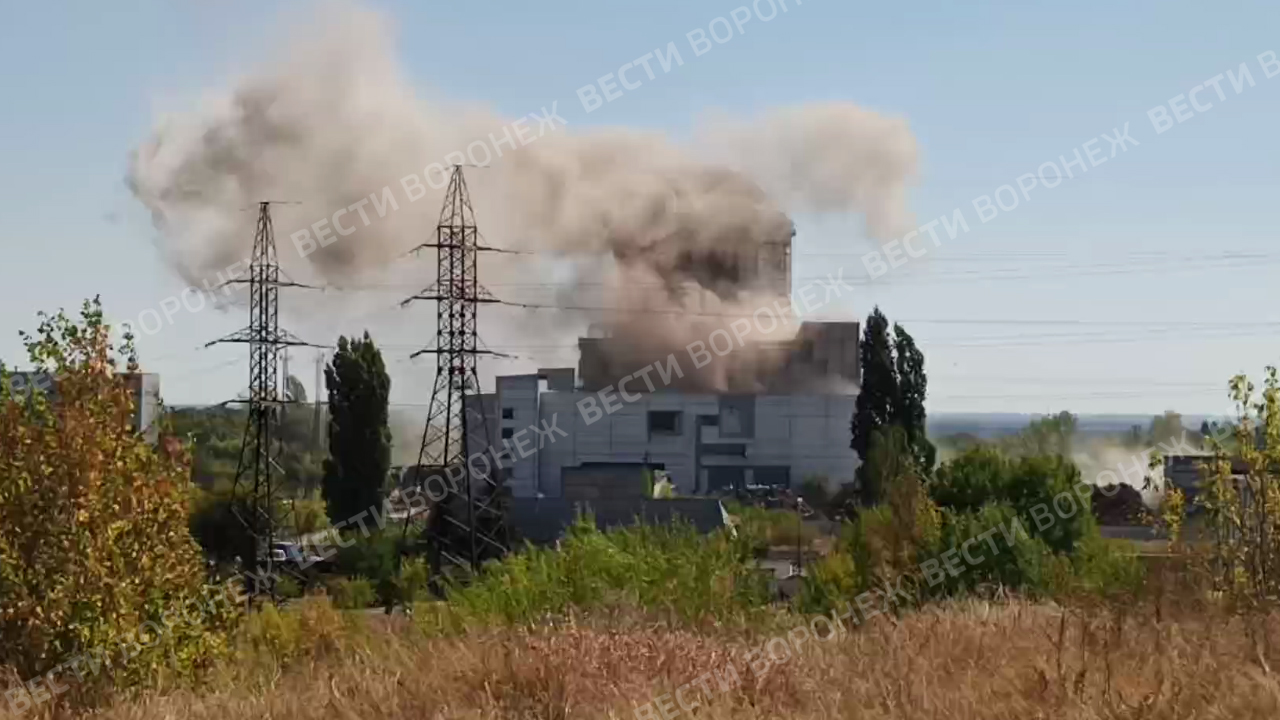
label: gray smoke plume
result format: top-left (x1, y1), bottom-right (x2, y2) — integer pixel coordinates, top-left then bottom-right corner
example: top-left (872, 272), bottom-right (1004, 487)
top-left (127, 2), bottom-right (918, 389)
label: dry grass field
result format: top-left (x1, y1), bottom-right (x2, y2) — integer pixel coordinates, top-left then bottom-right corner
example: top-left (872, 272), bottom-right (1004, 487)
top-left (6, 597), bottom-right (1278, 720)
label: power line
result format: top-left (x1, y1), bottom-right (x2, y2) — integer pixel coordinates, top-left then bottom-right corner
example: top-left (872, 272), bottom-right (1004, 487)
top-left (145, 319), bottom-right (1280, 360)
top-left (320, 257), bottom-right (1280, 294)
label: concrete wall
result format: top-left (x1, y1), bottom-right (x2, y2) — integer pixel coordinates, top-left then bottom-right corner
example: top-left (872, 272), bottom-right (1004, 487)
top-left (463, 393), bottom-right (498, 458)
top-left (784, 322), bottom-right (860, 389)
top-left (495, 374), bottom-right (541, 497)
top-left (534, 390), bottom-right (706, 497)
top-left (698, 394), bottom-right (856, 492)
top-left (122, 373), bottom-right (162, 443)
top-left (562, 463), bottom-right (650, 501)
top-left (499, 387), bottom-right (856, 498)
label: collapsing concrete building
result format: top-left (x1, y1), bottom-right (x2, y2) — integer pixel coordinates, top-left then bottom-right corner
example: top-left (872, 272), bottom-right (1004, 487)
top-left (471, 319), bottom-right (860, 499)
top-left (467, 224), bottom-right (860, 499)
top-left (577, 320), bottom-right (859, 395)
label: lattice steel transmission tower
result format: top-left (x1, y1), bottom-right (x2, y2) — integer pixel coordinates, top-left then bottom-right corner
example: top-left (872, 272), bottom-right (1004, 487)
top-left (402, 166), bottom-right (509, 590)
top-left (206, 201), bottom-right (315, 602)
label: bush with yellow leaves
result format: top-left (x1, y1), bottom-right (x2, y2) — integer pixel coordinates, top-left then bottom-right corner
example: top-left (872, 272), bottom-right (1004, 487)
top-left (0, 298), bottom-right (238, 709)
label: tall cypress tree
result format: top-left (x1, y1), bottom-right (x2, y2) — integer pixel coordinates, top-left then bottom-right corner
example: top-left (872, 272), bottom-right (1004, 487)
top-left (851, 308), bottom-right (897, 505)
top-left (322, 332), bottom-right (391, 527)
top-left (850, 309), bottom-right (933, 506)
top-left (893, 323), bottom-right (935, 472)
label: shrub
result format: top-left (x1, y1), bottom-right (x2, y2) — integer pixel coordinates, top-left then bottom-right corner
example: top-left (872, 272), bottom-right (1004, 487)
top-left (1003, 454), bottom-right (1095, 554)
top-left (797, 473), bottom-right (943, 613)
top-left (810, 467), bottom-right (1131, 609)
top-left (1062, 532), bottom-right (1146, 601)
top-left (930, 446), bottom-right (1008, 511)
top-left (909, 498), bottom-right (1143, 603)
top-left (396, 557), bottom-right (430, 605)
top-left (188, 486), bottom-right (254, 564)
top-left (0, 300), bottom-right (237, 704)
top-left (931, 503), bottom-right (1028, 595)
top-left (334, 530), bottom-right (398, 584)
top-left (1196, 368), bottom-right (1280, 604)
top-left (327, 577), bottom-right (377, 609)
top-left (321, 524), bottom-right (429, 607)
top-left (287, 492), bottom-right (331, 537)
top-left (275, 576), bottom-right (303, 600)
top-left (235, 596), bottom-right (350, 667)
top-left (931, 447), bottom-right (1094, 554)
top-left (432, 516), bottom-right (771, 629)
top-left (845, 472), bottom-right (943, 588)
top-left (732, 505), bottom-right (819, 553)
top-left (795, 550), bottom-right (860, 614)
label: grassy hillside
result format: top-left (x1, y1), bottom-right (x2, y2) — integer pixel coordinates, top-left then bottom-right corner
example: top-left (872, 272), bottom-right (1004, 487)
top-left (3, 597), bottom-right (1274, 719)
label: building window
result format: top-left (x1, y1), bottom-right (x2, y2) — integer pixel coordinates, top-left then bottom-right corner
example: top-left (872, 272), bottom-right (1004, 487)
top-left (718, 396), bottom-right (755, 439)
top-left (501, 427), bottom-right (514, 439)
top-left (502, 407), bottom-right (514, 419)
top-left (648, 410), bottom-right (682, 436)
top-left (721, 407), bottom-right (743, 435)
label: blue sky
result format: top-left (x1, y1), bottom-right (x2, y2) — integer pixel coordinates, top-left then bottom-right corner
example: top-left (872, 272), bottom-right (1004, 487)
top-left (2, 0), bottom-right (1279, 415)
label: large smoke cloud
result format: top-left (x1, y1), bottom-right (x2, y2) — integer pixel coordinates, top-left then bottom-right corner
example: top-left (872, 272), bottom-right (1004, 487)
top-left (127, 2), bottom-right (918, 389)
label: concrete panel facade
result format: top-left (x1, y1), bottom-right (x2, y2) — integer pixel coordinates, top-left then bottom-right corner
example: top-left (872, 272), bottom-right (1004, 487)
top-left (481, 379), bottom-right (857, 498)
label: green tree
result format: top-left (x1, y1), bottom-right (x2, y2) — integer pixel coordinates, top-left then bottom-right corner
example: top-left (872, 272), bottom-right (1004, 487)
top-left (892, 323), bottom-right (935, 472)
top-left (850, 308), bottom-right (933, 505)
top-left (188, 485), bottom-right (254, 564)
top-left (931, 502), bottom-right (1049, 596)
top-left (860, 426), bottom-right (913, 511)
top-left (851, 308), bottom-right (897, 505)
top-left (0, 299), bottom-right (235, 700)
top-left (322, 333), bottom-right (391, 526)
top-left (929, 445), bottom-right (1008, 511)
top-left (166, 406), bottom-right (245, 489)
top-left (930, 446), bottom-right (1093, 554)
top-left (1004, 411), bottom-right (1077, 457)
top-left (1198, 369), bottom-right (1280, 602)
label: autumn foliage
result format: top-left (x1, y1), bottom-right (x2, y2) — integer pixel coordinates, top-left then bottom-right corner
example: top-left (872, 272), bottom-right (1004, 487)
top-left (0, 299), bottom-right (236, 703)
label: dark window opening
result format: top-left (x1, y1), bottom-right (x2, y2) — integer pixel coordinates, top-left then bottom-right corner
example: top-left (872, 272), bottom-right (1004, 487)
top-left (704, 443), bottom-right (746, 457)
top-left (501, 427), bottom-right (514, 439)
top-left (752, 466), bottom-right (791, 488)
top-left (502, 407), bottom-right (514, 419)
top-left (707, 467), bottom-right (745, 493)
top-left (648, 410), bottom-right (683, 435)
